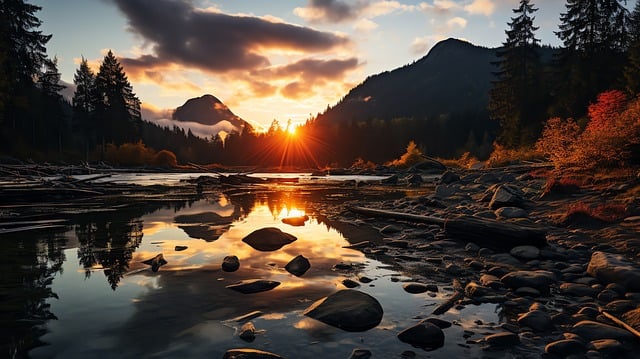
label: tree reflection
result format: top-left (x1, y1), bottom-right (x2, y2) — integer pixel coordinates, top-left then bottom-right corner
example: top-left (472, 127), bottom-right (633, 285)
top-left (0, 231), bottom-right (66, 358)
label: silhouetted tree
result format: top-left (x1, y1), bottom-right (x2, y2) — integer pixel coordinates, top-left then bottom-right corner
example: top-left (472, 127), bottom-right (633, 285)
top-left (37, 56), bottom-right (66, 152)
top-left (72, 57), bottom-right (97, 159)
top-left (489, 0), bottom-right (543, 148)
top-left (93, 50), bottom-right (141, 146)
top-left (554, 0), bottom-right (629, 116)
top-left (623, 1), bottom-right (640, 95)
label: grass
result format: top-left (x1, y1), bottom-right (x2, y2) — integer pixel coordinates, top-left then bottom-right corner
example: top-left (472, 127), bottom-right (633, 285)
top-left (564, 202), bottom-right (627, 224)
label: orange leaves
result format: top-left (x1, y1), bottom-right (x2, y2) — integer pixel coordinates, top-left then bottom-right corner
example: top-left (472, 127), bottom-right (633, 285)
top-left (586, 90), bottom-right (628, 132)
top-left (535, 117), bottom-right (580, 167)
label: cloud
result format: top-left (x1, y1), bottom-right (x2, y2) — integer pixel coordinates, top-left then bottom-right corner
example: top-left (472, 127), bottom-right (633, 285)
top-left (110, 0), bottom-right (351, 73)
top-left (463, 0), bottom-right (495, 16)
top-left (141, 103), bottom-right (241, 138)
top-left (295, 0), bottom-right (415, 24)
top-left (446, 16), bottom-right (467, 30)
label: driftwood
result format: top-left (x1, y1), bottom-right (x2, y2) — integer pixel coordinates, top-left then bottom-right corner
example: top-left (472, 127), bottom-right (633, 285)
top-left (601, 310), bottom-right (640, 340)
top-left (432, 279), bottom-right (464, 315)
top-left (348, 206), bottom-right (547, 250)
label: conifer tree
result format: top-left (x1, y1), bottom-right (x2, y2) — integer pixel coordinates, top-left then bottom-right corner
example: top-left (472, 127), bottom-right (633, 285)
top-left (93, 50), bottom-right (141, 145)
top-left (489, 0), bottom-right (542, 148)
top-left (72, 57), bottom-right (97, 158)
top-left (624, 1), bottom-right (640, 95)
top-left (37, 56), bottom-right (66, 152)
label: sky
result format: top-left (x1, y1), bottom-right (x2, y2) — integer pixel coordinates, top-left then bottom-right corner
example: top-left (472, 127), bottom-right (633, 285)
top-left (33, 0), bottom-right (638, 132)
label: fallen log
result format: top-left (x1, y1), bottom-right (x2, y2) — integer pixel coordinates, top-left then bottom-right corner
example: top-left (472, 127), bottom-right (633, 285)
top-left (432, 279), bottom-right (464, 315)
top-left (601, 310), bottom-right (640, 341)
top-left (348, 206), bottom-right (547, 250)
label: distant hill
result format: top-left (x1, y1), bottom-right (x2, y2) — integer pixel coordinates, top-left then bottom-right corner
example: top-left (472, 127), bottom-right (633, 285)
top-left (316, 38), bottom-right (498, 124)
top-left (172, 94), bottom-right (252, 134)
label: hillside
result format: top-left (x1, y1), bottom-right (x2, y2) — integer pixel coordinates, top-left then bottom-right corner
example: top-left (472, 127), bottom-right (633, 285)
top-left (172, 94), bottom-right (252, 134)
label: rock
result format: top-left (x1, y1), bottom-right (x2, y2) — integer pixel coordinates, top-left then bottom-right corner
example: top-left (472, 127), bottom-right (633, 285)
top-left (489, 185), bottom-right (524, 210)
top-left (420, 317), bottom-right (452, 329)
top-left (406, 173), bottom-right (423, 186)
top-left (303, 290), bottom-right (383, 332)
top-left (465, 282), bottom-right (494, 298)
top-left (517, 310), bottom-right (554, 332)
top-left (238, 322), bottom-right (256, 342)
top-left (514, 287), bottom-right (541, 297)
top-left (500, 270), bottom-right (556, 293)
top-left (397, 322), bottom-right (445, 349)
top-left (495, 207), bottom-right (528, 219)
top-left (586, 251), bottom-right (640, 291)
top-left (604, 300), bottom-right (638, 315)
top-left (222, 255), bottom-right (240, 272)
top-left (174, 245), bottom-right (188, 251)
top-left (434, 184), bottom-right (457, 199)
top-left (349, 348), bottom-right (372, 359)
top-left (381, 174), bottom-right (399, 185)
top-left (281, 215), bottom-right (309, 226)
top-left (484, 332), bottom-right (520, 348)
top-left (223, 348), bottom-right (284, 359)
top-left (403, 283), bottom-right (436, 294)
top-left (142, 253), bottom-right (168, 272)
top-left (479, 274), bottom-right (503, 289)
top-left (242, 227), bottom-right (297, 251)
top-left (285, 255), bottom-right (310, 277)
top-left (342, 279), bottom-right (360, 288)
top-left (510, 245), bottom-right (540, 260)
top-left (380, 224), bottom-right (403, 234)
top-left (545, 339), bottom-right (587, 357)
top-left (226, 280), bottom-right (281, 294)
top-left (589, 339), bottom-right (625, 356)
top-left (571, 320), bottom-right (635, 342)
top-left (559, 282), bottom-right (598, 297)
top-left (439, 170), bottom-right (460, 184)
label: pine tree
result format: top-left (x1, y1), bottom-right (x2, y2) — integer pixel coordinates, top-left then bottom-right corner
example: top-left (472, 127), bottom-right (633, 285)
top-left (72, 57), bottom-right (97, 158)
top-left (623, 1), bottom-right (640, 95)
top-left (489, 0), bottom-right (542, 148)
top-left (554, 0), bottom-right (629, 116)
top-left (93, 50), bottom-right (141, 145)
top-left (36, 56), bottom-right (66, 152)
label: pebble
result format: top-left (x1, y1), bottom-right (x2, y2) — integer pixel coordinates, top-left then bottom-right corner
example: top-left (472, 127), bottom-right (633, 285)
top-left (484, 332), bottom-right (520, 348)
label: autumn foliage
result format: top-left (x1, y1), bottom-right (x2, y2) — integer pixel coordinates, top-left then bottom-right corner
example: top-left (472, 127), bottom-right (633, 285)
top-left (536, 90), bottom-right (640, 169)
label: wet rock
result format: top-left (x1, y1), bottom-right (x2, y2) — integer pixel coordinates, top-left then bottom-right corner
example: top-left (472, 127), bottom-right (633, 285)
top-left (407, 173), bottom-right (423, 186)
top-left (571, 320), bottom-right (635, 342)
top-left (434, 184), bottom-right (457, 199)
top-left (439, 170), bottom-right (460, 184)
top-left (510, 245), bottom-right (540, 260)
top-left (359, 276), bottom-right (374, 283)
top-left (589, 339), bottom-right (625, 357)
top-left (142, 253), bottom-right (168, 272)
top-left (586, 251), bottom-right (640, 291)
top-left (285, 255), bottom-right (310, 277)
top-left (281, 215), bottom-right (309, 226)
top-left (545, 339), bottom-right (587, 357)
top-left (239, 322), bottom-right (256, 342)
top-left (222, 255), bottom-right (240, 272)
top-left (349, 348), bottom-right (372, 359)
top-left (342, 279), bottom-right (360, 288)
top-left (559, 282), bottom-right (598, 297)
top-left (223, 348), bottom-right (284, 359)
top-left (484, 332), bottom-right (520, 348)
top-left (226, 280), bottom-right (281, 294)
top-left (465, 282), bottom-right (494, 298)
top-left (397, 322), bottom-right (445, 349)
top-left (303, 290), bottom-right (383, 332)
top-left (488, 253), bottom-right (522, 266)
top-left (517, 310), bottom-right (554, 332)
top-left (174, 245), bottom-right (188, 251)
top-left (479, 274), bottom-right (503, 289)
top-left (604, 300), bottom-right (638, 315)
top-left (501, 270), bottom-right (556, 293)
top-left (495, 207), bottom-right (528, 219)
top-left (420, 317), bottom-right (452, 329)
top-left (489, 185), bottom-right (524, 210)
top-left (403, 283), bottom-right (436, 294)
top-left (242, 227), bottom-right (297, 251)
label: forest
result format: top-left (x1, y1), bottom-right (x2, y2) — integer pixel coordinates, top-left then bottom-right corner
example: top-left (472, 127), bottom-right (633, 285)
top-left (0, 0), bottom-right (639, 170)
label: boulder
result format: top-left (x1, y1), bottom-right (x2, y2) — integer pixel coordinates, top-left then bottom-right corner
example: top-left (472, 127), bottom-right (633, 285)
top-left (545, 339), bottom-right (587, 357)
top-left (285, 255), bottom-right (311, 277)
top-left (489, 185), bottom-right (524, 210)
top-left (571, 320), bottom-right (635, 342)
top-left (242, 227), bottom-right (297, 251)
top-left (397, 322), bottom-right (445, 349)
top-left (222, 255), bottom-right (240, 272)
top-left (303, 290), bottom-right (383, 332)
top-left (403, 283), bottom-right (437, 294)
top-left (517, 310), bottom-right (554, 332)
top-left (223, 348), bottom-right (284, 359)
top-left (559, 282), bottom-right (598, 297)
top-left (226, 280), bottom-right (280, 294)
top-left (238, 322), bottom-right (256, 342)
top-left (586, 251), bottom-right (640, 291)
top-left (484, 332), bottom-right (520, 348)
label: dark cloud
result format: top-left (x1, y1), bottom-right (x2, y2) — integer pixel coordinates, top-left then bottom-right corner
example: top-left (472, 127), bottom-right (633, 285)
top-left (252, 58), bottom-right (360, 80)
top-left (295, 0), bottom-right (366, 23)
top-left (110, 0), bottom-right (350, 73)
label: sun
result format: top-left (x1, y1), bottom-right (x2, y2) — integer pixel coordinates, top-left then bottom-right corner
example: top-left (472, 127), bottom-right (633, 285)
top-left (287, 125), bottom-right (297, 136)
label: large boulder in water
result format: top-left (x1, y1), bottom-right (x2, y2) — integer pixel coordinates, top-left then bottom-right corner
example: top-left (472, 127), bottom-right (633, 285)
top-left (285, 255), bottom-right (311, 277)
top-left (303, 289), bottom-right (383, 332)
top-left (242, 227), bottom-right (297, 251)
top-left (587, 251), bottom-right (640, 291)
top-left (223, 348), bottom-right (284, 359)
top-left (397, 322), bottom-right (445, 349)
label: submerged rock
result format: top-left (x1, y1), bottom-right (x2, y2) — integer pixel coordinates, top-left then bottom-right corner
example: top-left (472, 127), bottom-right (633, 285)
top-left (222, 348), bottom-right (284, 359)
top-left (222, 255), bottom-right (240, 272)
top-left (397, 322), bottom-right (445, 349)
top-left (242, 227), bottom-right (297, 251)
top-left (303, 289), bottom-right (383, 332)
top-left (226, 280), bottom-right (281, 294)
top-left (285, 255), bottom-right (311, 277)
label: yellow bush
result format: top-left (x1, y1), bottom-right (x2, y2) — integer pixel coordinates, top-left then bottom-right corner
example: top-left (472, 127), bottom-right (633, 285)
top-left (386, 141), bottom-right (424, 168)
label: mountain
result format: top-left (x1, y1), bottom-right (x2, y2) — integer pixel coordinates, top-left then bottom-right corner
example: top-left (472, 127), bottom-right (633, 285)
top-left (316, 38), bottom-right (498, 124)
top-left (172, 94), bottom-right (252, 134)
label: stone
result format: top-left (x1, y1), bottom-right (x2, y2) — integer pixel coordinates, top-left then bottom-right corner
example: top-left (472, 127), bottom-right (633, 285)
top-left (465, 282), bottom-right (494, 298)
top-left (489, 185), bottom-right (524, 210)
top-left (510, 245), bottom-right (540, 260)
top-left (586, 251), bottom-right (640, 291)
top-left (559, 282), bottom-right (598, 297)
top-left (496, 207), bottom-right (528, 219)
top-left (285, 255), bottom-right (310, 277)
top-left (281, 215), bottom-right (309, 226)
top-left (380, 224), bottom-right (403, 234)
top-left (479, 274), bottom-right (503, 289)
top-left (434, 184), bottom-right (457, 199)
top-left (238, 322), bottom-right (256, 342)
top-left (223, 349), bottom-right (283, 359)
top-left (604, 300), bottom-right (638, 316)
top-left (342, 279), bottom-right (360, 288)
top-left (226, 280), bottom-right (281, 294)
top-left (485, 332), bottom-right (520, 347)
top-left (174, 245), bottom-right (188, 251)
top-left (349, 348), bottom-right (372, 359)
top-left (439, 170), bottom-right (460, 184)
top-left (403, 283), bottom-right (433, 294)
top-left (397, 322), bottom-right (445, 349)
top-left (589, 339), bottom-right (625, 356)
top-left (501, 270), bottom-right (556, 293)
top-left (545, 339), bottom-right (587, 357)
top-left (222, 255), bottom-right (240, 272)
top-left (517, 310), bottom-right (554, 332)
top-left (303, 290), bottom-right (383, 332)
top-left (407, 173), bottom-right (423, 186)
top-left (242, 227), bottom-right (297, 251)
top-left (571, 320), bottom-right (635, 342)
top-left (420, 317), bottom-right (452, 329)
